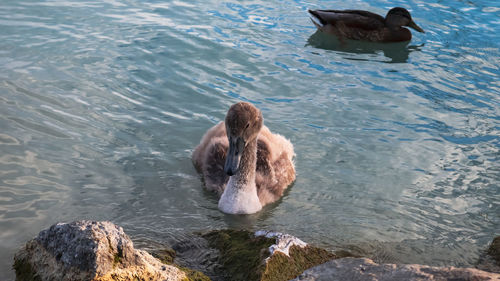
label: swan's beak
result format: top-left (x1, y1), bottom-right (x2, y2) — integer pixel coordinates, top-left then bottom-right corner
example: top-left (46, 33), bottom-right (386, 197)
top-left (408, 20), bottom-right (425, 33)
top-left (224, 136), bottom-right (245, 176)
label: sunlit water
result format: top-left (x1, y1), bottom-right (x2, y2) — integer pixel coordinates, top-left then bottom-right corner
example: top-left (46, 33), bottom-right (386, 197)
top-left (0, 0), bottom-right (499, 279)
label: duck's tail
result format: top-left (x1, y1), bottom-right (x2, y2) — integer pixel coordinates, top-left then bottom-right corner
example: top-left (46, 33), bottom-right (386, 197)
top-left (308, 10), bottom-right (325, 29)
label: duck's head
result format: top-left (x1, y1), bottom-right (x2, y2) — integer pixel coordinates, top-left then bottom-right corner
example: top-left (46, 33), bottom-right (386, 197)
top-left (224, 102), bottom-right (263, 176)
top-left (386, 7), bottom-right (424, 33)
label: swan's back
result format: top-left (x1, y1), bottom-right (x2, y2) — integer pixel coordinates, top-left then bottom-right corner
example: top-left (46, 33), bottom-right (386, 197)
top-left (192, 122), bottom-right (295, 205)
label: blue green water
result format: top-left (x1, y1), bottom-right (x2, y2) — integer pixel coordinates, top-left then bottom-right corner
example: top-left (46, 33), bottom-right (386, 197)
top-left (0, 0), bottom-right (499, 279)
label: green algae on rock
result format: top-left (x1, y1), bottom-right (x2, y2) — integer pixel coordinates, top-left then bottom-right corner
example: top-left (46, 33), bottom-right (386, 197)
top-left (488, 236), bottom-right (500, 266)
top-left (12, 254), bottom-right (41, 281)
top-left (152, 247), bottom-right (177, 265)
top-left (261, 244), bottom-right (336, 281)
top-left (179, 268), bottom-right (213, 281)
top-left (202, 229), bottom-right (336, 281)
top-left (152, 247), bottom-right (212, 281)
top-left (202, 229), bottom-right (275, 281)
top-left (477, 236), bottom-right (500, 273)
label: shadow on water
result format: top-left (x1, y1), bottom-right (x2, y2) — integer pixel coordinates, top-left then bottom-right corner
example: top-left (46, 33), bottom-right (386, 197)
top-left (306, 31), bottom-right (423, 63)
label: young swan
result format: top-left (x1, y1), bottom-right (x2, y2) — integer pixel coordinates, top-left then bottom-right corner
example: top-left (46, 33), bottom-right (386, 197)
top-left (192, 102), bottom-right (295, 214)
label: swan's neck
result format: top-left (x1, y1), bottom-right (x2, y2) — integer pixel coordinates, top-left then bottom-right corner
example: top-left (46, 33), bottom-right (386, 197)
top-left (218, 138), bottom-right (262, 214)
top-left (233, 138), bottom-right (257, 187)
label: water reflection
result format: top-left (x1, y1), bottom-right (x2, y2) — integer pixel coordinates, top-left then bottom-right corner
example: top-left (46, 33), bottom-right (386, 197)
top-left (306, 31), bottom-right (423, 63)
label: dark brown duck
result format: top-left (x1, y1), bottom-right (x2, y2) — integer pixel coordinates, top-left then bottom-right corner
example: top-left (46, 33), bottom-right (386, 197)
top-left (308, 7), bottom-right (424, 42)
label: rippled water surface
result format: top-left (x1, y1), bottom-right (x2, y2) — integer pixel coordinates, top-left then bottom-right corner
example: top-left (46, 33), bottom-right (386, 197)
top-left (1, 0), bottom-right (499, 279)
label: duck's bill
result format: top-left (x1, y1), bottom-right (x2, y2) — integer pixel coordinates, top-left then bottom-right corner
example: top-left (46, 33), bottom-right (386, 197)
top-left (408, 20), bottom-right (425, 33)
top-left (224, 136), bottom-right (245, 176)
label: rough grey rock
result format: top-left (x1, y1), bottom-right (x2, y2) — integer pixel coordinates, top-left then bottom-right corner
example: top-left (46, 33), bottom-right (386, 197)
top-left (291, 257), bottom-right (500, 281)
top-left (13, 220), bottom-right (186, 281)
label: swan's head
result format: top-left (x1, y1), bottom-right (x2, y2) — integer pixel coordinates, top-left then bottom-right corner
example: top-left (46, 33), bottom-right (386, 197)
top-left (224, 102), bottom-right (263, 176)
top-left (386, 7), bottom-right (424, 33)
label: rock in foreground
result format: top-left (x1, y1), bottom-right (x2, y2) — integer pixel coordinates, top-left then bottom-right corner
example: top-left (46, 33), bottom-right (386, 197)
top-left (13, 221), bottom-right (500, 281)
top-left (13, 220), bottom-right (186, 281)
top-left (292, 257), bottom-right (500, 281)
top-left (201, 229), bottom-right (335, 281)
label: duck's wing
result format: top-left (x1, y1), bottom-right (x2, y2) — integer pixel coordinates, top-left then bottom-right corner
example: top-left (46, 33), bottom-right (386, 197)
top-left (256, 139), bottom-right (276, 184)
top-left (192, 122), bottom-right (229, 194)
top-left (201, 137), bottom-right (229, 194)
top-left (193, 122), bottom-right (226, 171)
top-left (255, 129), bottom-right (296, 205)
top-left (309, 9), bottom-right (385, 30)
top-left (255, 139), bottom-right (279, 204)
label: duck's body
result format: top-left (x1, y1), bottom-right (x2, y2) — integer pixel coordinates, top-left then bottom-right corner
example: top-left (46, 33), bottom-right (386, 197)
top-left (308, 7), bottom-right (424, 42)
top-left (192, 102), bottom-right (295, 214)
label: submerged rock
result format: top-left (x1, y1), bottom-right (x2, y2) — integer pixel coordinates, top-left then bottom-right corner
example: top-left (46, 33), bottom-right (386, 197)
top-left (477, 236), bottom-right (500, 274)
top-left (488, 236), bottom-right (500, 267)
top-left (13, 220), bottom-right (187, 281)
top-left (201, 229), bottom-right (335, 281)
top-left (151, 246), bottom-right (212, 281)
top-left (291, 257), bottom-right (500, 281)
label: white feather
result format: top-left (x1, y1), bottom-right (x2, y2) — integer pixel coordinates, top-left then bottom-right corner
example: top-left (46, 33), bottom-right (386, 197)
top-left (310, 14), bottom-right (324, 28)
top-left (218, 177), bottom-right (262, 214)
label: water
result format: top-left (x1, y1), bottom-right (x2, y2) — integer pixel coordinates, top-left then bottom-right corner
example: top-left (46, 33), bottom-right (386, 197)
top-left (0, 0), bottom-right (499, 279)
